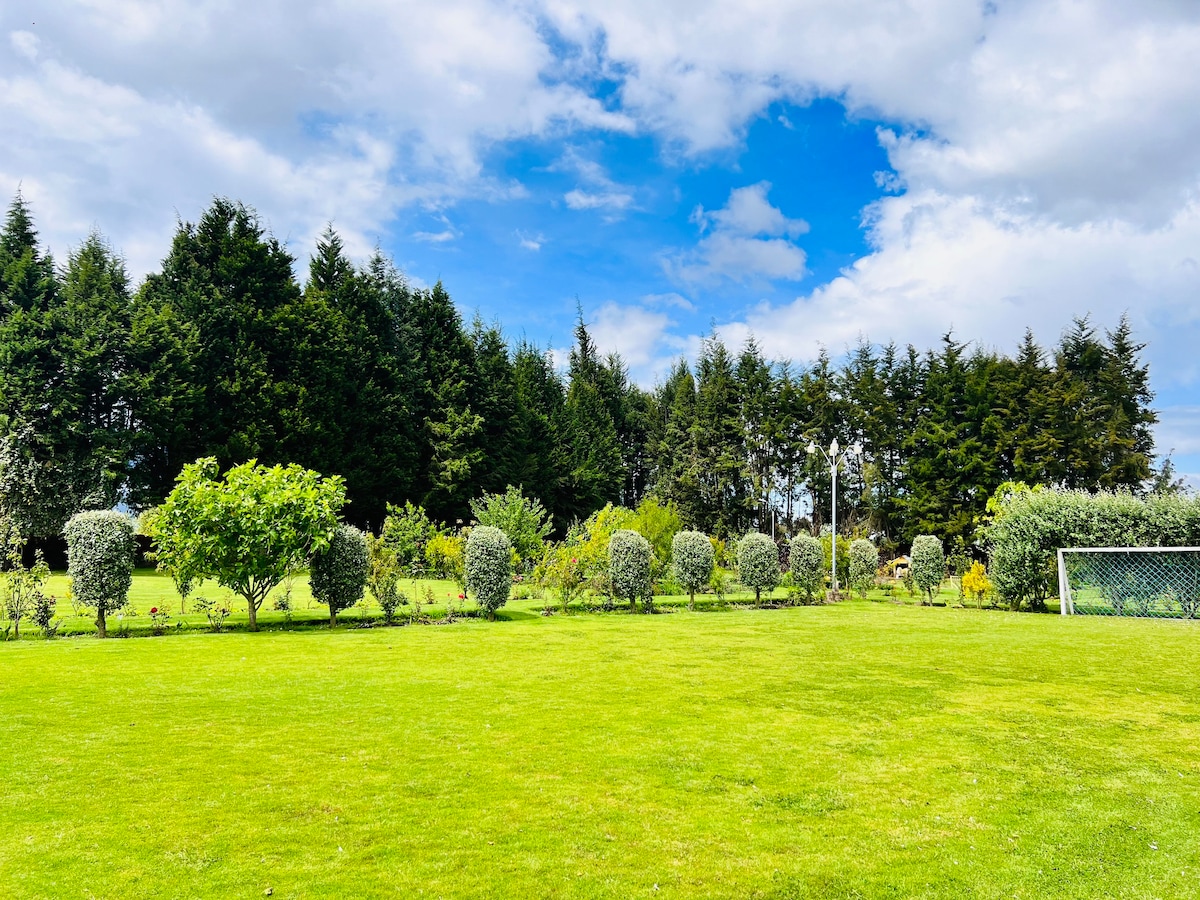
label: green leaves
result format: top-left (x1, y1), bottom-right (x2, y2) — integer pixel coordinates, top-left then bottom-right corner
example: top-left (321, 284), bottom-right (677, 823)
top-left (147, 458), bottom-right (346, 630)
top-left (465, 526), bottom-right (512, 618)
top-left (470, 485), bottom-right (552, 566)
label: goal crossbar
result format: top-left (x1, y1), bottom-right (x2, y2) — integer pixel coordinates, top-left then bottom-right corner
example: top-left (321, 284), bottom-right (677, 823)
top-left (1057, 547), bottom-right (1200, 617)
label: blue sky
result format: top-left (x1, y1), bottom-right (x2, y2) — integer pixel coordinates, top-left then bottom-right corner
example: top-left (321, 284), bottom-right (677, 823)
top-left (391, 98), bottom-right (893, 358)
top-left (2, 0), bottom-right (1199, 480)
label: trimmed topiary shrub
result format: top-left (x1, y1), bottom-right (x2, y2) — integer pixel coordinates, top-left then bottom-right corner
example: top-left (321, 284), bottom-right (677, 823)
top-left (672, 530), bottom-right (714, 610)
top-left (311, 524), bottom-right (369, 626)
top-left (910, 535), bottom-right (945, 604)
top-left (849, 539), bottom-right (879, 599)
top-left (610, 529), bottom-right (653, 612)
top-left (64, 510), bottom-right (136, 638)
top-left (738, 532), bottom-right (780, 605)
top-left (789, 534), bottom-right (825, 604)
top-left (465, 526), bottom-right (512, 620)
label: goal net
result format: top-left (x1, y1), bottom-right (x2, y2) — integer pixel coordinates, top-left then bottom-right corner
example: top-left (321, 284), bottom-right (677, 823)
top-left (1057, 547), bottom-right (1200, 619)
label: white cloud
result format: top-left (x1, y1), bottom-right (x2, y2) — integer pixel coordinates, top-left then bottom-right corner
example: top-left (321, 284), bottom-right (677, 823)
top-left (552, 148), bottom-right (636, 217)
top-left (670, 182), bottom-right (807, 283)
top-left (564, 188), bottom-right (634, 212)
top-left (517, 230), bottom-right (545, 251)
top-left (0, 1), bottom-right (632, 274)
top-left (5, 0), bottom-right (1200, 405)
top-left (714, 189), bottom-right (1200, 386)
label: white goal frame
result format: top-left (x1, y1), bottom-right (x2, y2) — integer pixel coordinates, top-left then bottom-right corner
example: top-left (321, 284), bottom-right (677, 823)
top-left (1057, 546), bottom-right (1200, 617)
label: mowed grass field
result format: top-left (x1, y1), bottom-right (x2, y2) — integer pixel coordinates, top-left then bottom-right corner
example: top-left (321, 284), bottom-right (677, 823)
top-left (3, 598), bottom-right (1199, 899)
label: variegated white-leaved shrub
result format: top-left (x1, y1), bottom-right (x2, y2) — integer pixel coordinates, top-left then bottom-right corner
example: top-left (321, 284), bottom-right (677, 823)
top-left (310, 524), bottom-right (369, 626)
top-left (465, 526), bottom-right (512, 619)
top-left (64, 510), bottom-right (136, 638)
top-left (671, 530), bottom-right (714, 610)
top-left (609, 528), bottom-right (652, 612)
top-left (910, 535), bottom-right (945, 604)
top-left (737, 532), bottom-right (779, 605)
top-left (789, 534), bottom-right (825, 604)
top-left (849, 538), bottom-right (879, 599)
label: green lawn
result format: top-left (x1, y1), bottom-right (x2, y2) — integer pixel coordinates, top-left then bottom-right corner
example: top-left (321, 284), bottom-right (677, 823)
top-left (3, 597), bottom-right (1198, 898)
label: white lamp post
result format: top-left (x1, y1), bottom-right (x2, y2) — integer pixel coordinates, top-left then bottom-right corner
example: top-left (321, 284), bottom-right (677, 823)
top-left (807, 437), bottom-right (862, 599)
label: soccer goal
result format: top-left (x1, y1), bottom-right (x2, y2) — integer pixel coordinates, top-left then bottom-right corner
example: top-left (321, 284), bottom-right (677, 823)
top-left (1057, 547), bottom-right (1200, 619)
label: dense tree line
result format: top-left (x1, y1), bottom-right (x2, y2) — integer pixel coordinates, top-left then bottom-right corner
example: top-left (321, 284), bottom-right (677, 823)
top-left (0, 195), bottom-right (1159, 554)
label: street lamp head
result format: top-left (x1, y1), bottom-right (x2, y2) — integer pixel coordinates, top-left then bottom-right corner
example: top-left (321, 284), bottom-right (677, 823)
top-left (852, 441), bottom-right (863, 457)
top-left (830, 438), bottom-right (839, 456)
top-left (806, 441), bottom-right (817, 455)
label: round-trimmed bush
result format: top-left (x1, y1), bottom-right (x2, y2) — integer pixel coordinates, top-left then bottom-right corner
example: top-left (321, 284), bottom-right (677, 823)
top-left (789, 534), bottom-right (825, 604)
top-left (849, 538), bottom-right (879, 599)
top-left (672, 530), bottom-right (714, 610)
top-left (64, 510), bottom-right (136, 638)
top-left (737, 532), bottom-right (780, 605)
top-left (610, 529), bottom-right (653, 612)
top-left (465, 526), bottom-right (512, 620)
top-left (310, 524), bottom-right (369, 626)
top-left (910, 535), bottom-right (945, 604)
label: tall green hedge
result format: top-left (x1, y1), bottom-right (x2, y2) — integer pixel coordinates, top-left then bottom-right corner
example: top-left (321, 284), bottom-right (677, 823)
top-left (986, 488), bottom-right (1200, 610)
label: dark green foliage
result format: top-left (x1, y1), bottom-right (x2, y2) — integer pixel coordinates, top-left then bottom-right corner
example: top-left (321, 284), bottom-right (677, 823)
top-left (310, 524), bottom-right (369, 626)
top-left (0, 195), bottom-right (1163, 558)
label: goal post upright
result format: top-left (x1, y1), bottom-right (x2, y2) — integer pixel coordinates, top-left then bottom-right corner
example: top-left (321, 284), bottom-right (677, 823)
top-left (1057, 548), bottom-right (1073, 616)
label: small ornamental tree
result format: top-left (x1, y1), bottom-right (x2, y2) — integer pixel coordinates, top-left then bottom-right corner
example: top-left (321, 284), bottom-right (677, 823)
top-left (140, 505), bottom-right (198, 613)
top-left (365, 532), bottom-right (405, 623)
top-left (609, 529), bottom-right (652, 613)
top-left (910, 535), bottom-right (946, 604)
top-left (311, 524), bottom-right (369, 626)
top-left (465, 526), bottom-right (512, 620)
top-left (470, 485), bottom-right (552, 567)
top-left (789, 534), bottom-right (825, 604)
top-left (64, 510), bottom-right (136, 638)
top-left (672, 530), bottom-right (714, 610)
top-left (738, 532), bottom-right (780, 605)
top-left (849, 539), bottom-right (879, 599)
top-left (147, 458), bottom-right (346, 631)
top-left (381, 501), bottom-right (434, 574)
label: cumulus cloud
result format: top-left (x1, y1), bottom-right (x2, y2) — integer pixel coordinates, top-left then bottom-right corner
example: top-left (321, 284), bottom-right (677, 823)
top-left (716, 189), bottom-right (1200, 384)
top-left (0, 0), bottom-right (631, 273)
top-left (5, 0), bottom-right (1200, 410)
top-left (669, 182), bottom-right (808, 283)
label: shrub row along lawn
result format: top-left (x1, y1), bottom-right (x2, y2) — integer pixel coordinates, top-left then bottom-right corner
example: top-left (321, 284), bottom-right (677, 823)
top-left (29, 570), bottom-right (968, 637)
top-left (4, 600), bottom-right (1197, 899)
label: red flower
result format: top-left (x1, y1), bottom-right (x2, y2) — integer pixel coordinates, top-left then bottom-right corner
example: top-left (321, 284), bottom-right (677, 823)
top-left (458, 593), bottom-right (465, 600)
top-left (149, 607), bottom-right (158, 615)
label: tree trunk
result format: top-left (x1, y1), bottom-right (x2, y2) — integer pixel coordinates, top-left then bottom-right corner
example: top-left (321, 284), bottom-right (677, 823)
top-left (246, 597), bottom-right (258, 631)
top-left (755, 588), bottom-right (761, 607)
top-left (95, 607), bottom-right (107, 639)
top-left (688, 589), bottom-right (695, 611)
top-left (330, 608), bottom-right (337, 627)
